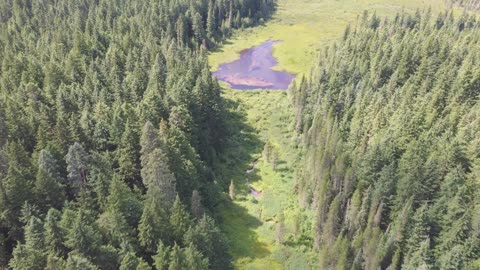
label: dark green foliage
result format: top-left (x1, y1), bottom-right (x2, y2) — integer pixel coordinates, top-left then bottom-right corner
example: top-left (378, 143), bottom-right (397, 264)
top-left (191, 190), bottom-right (205, 220)
top-left (153, 241), bottom-right (171, 270)
top-left (65, 210), bottom-right (100, 257)
top-left (119, 252), bottom-right (143, 270)
top-left (9, 217), bottom-right (46, 270)
top-left (35, 150), bottom-right (66, 212)
top-left (65, 143), bottom-right (89, 196)
top-left (184, 243), bottom-right (209, 270)
top-left (0, 0), bottom-right (272, 266)
top-left (184, 215), bottom-right (233, 270)
top-left (138, 186), bottom-right (172, 252)
top-left (293, 11), bottom-right (480, 269)
top-left (168, 243), bottom-right (185, 270)
top-left (44, 208), bottom-right (65, 255)
top-left (116, 119), bottom-right (140, 184)
top-left (0, 142), bottom-right (35, 246)
top-left (141, 148), bottom-right (176, 203)
top-left (65, 254), bottom-right (98, 270)
top-left (97, 177), bottom-right (141, 247)
top-left (169, 196), bottom-right (193, 242)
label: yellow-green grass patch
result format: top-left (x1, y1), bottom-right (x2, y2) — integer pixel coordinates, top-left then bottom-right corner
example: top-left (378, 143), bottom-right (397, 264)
top-left (209, 0), bottom-right (454, 79)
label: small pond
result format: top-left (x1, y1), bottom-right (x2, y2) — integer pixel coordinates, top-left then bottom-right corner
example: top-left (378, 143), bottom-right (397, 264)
top-left (213, 40), bottom-right (296, 90)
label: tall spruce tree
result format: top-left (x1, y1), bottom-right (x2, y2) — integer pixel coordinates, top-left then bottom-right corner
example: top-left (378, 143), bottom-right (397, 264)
top-left (65, 143), bottom-right (89, 196)
top-left (35, 150), bottom-right (65, 212)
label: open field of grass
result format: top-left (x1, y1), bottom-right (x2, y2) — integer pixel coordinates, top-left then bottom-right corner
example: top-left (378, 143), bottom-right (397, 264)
top-left (209, 0), bottom-right (452, 78)
top-left (214, 90), bottom-right (315, 269)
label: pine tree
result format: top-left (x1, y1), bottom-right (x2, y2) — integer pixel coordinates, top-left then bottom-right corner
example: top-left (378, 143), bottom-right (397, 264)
top-left (191, 190), bottom-right (204, 220)
top-left (192, 12), bottom-right (205, 44)
top-left (65, 143), bottom-right (89, 196)
top-left (138, 187), bottom-right (171, 252)
top-left (402, 239), bottom-right (434, 270)
top-left (138, 200), bottom-right (161, 253)
top-left (92, 103), bottom-right (111, 151)
top-left (141, 148), bottom-right (176, 204)
top-left (103, 176), bottom-right (142, 232)
top-left (206, 0), bottom-right (216, 39)
top-left (9, 216), bottom-right (47, 270)
top-left (119, 252), bottom-right (139, 270)
top-left (10, 243), bottom-right (41, 270)
top-left (169, 195), bottom-right (192, 242)
top-left (2, 142), bottom-right (34, 239)
top-left (117, 119), bottom-right (140, 184)
top-left (93, 245), bottom-right (119, 270)
top-left (184, 215), bottom-right (233, 270)
top-left (140, 121), bottom-right (159, 167)
top-left (136, 259), bottom-right (152, 270)
top-left (165, 126), bottom-right (200, 198)
top-left (65, 254), bottom-right (98, 270)
top-left (184, 243), bottom-right (209, 270)
top-left (168, 243), bottom-right (184, 270)
top-left (97, 210), bottom-right (132, 249)
top-left (44, 208), bottom-right (65, 254)
top-left (65, 210), bottom-right (100, 256)
top-left (176, 16), bottom-right (186, 46)
top-left (168, 106), bottom-right (194, 141)
top-left (34, 149), bottom-right (65, 212)
top-left (45, 252), bottom-right (67, 270)
top-left (54, 110), bottom-right (71, 154)
top-left (0, 110), bottom-right (7, 149)
top-left (153, 240), bottom-right (170, 270)
top-left (88, 152), bottom-right (114, 210)
top-left (140, 55), bottom-right (167, 125)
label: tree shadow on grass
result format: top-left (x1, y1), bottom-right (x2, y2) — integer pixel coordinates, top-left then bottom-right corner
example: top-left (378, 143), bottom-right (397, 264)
top-left (215, 93), bottom-right (264, 193)
top-left (213, 92), bottom-right (272, 261)
top-left (218, 201), bottom-right (271, 261)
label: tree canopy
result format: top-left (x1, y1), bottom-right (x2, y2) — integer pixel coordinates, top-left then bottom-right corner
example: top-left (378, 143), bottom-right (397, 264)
top-left (0, 0), bottom-right (274, 268)
top-left (292, 10), bottom-right (480, 269)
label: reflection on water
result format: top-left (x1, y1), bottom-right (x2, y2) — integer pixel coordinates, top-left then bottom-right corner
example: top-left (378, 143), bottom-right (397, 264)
top-left (213, 40), bottom-right (296, 90)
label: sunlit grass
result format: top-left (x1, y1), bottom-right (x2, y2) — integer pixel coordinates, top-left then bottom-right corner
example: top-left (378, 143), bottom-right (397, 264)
top-left (215, 89), bottom-right (318, 269)
top-left (211, 1), bottom-right (462, 269)
top-left (209, 0), bottom-right (452, 78)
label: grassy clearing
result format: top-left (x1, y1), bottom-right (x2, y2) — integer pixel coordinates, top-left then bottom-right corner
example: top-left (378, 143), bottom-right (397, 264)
top-left (214, 89), bottom-right (314, 269)
top-left (211, 0), bottom-right (462, 269)
top-left (209, 0), bottom-right (451, 77)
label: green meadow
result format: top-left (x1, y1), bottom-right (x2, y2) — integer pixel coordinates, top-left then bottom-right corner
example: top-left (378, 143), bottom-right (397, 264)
top-left (210, 0), bottom-right (462, 269)
top-left (215, 90), bottom-right (314, 269)
top-left (209, 0), bottom-right (452, 77)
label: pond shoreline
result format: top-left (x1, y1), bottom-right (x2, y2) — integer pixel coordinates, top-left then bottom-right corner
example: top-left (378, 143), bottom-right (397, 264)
top-left (213, 40), bottom-right (296, 90)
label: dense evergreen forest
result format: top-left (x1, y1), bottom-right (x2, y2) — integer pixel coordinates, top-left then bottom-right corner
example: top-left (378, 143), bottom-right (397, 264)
top-left (0, 0), bottom-right (274, 268)
top-left (292, 11), bottom-right (480, 269)
top-left (3, 0), bottom-right (480, 269)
